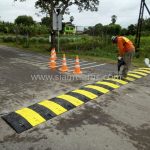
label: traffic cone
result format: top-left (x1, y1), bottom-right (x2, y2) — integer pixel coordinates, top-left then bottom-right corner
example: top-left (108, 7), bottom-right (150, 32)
top-left (48, 53), bottom-right (57, 69)
top-left (73, 55), bottom-right (82, 74)
top-left (51, 48), bottom-right (57, 61)
top-left (59, 54), bottom-right (68, 72)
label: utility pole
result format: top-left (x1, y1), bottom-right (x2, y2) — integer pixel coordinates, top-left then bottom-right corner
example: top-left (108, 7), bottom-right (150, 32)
top-left (135, 0), bottom-right (150, 55)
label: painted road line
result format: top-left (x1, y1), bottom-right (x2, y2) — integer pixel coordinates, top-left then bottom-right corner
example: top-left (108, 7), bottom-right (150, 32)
top-left (38, 100), bottom-right (67, 115)
top-left (69, 64), bottom-right (106, 72)
top-left (57, 61), bottom-right (97, 68)
top-left (84, 85), bottom-right (110, 94)
top-left (105, 79), bottom-right (128, 85)
top-left (129, 71), bottom-right (147, 76)
top-left (69, 62), bottom-right (98, 68)
top-left (2, 67), bottom-right (150, 134)
top-left (57, 95), bottom-right (84, 107)
top-left (127, 73), bottom-right (142, 79)
top-left (96, 81), bottom-right (120, 89)
top-left (15, 108), bottom-right (46, 126)
top-left (57, 59), bottom-right (89, 64)
top-left (72, 89), bottom-right (98, 99)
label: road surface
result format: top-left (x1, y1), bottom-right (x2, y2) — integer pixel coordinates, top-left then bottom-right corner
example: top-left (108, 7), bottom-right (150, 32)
top-left (0, 45), bottom-right (150, 150)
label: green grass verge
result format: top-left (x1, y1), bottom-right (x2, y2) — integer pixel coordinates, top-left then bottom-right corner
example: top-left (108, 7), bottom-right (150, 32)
top-left (0, 35), bottom-right (149, 67)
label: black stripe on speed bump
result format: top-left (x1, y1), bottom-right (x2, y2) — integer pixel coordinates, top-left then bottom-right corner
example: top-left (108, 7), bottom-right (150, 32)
top-left (120, 78), bottom-right (132, 82)
top-left (29, 104), bottom-right (56, 120)
top-left (103, 80), bottom-right (121, 85)
top-left (80, 87), bottom-right (104, 96)
top-left (93, 83), bottom-right (114, 91)
top-left (66, 92), bottom-right (90, 102)
top-left (2, 112), bottom-right (32, 133)
top-left (50, 98), bottom-right (75, 110)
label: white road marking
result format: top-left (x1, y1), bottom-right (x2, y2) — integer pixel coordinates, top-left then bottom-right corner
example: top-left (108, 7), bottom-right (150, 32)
top-left (56, 61), bottom-right (97, 68)
top-left (69, 64), bottom-right (106, 72)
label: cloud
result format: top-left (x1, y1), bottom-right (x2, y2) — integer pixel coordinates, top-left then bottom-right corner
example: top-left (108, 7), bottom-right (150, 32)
top-left (0, 0), bottom-right (43, 22)
top-left (0, 0), bottom-right (149, 28)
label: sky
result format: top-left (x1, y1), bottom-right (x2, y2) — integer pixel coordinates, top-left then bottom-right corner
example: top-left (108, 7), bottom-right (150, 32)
top-left (0, 0), bottom-right (150, 28)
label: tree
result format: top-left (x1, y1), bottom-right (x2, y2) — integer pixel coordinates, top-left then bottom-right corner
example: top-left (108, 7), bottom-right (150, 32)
top-left (142, 18), bottom-right (150, 31)
top-left (127, 24), bottom-right (136, 35)
top-left (121, 28), bottom-right (128, 36)
top-left (111, 15), bottom-right (117, 25)
top-left (41, 16), bottom-right (51, 27)
top-left (103, 24), bottom-right (121, 35)
top-left (15, 0), bottom-right (100, 49)
top-left (70, 16), bottom-right (74, 23)
top-left (15, 15), bottom-right (35, 26)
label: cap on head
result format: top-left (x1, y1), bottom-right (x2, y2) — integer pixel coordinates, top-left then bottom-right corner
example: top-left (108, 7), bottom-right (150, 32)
top-left (111, 36), bottom-right (117, 43)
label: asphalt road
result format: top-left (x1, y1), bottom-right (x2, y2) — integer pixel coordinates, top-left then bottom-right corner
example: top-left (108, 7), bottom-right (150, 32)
top-left (0, 45), bottom-right (150, 150)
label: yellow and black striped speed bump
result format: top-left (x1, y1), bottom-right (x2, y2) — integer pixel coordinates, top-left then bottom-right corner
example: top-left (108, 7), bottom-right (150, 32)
top-left (2, 68), bottom-right (150, 133)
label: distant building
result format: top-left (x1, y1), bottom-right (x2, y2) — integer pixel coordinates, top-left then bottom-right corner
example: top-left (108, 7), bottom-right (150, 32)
top-left (63, 22), bottom-right (76, 35)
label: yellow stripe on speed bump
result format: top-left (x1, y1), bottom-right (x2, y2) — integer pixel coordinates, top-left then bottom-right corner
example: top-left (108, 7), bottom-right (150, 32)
top-left (15, 108), bottom-right (46, 126)
top-left (125, 77), bottom-right (135, 81)
top-left (136, 69), bottom-right (150, 74)
top-left (57, 95), bottom-right (84, 106)
top-left (38, 100), bottom-right (67, 115)
top-left (84, 85), bottom-right (110, 93)
top-left (106, 79), bottom-right (128, 85)
top-left (128, 73), bottom-right (142, 79)
top-left (72, 89), bottom-right (98, 99)
top-left (129, 71), bottom-right (147, 76)
top-left (96, 81), bottom-right (120, 89)
top-left (139, 68), bottom-right (150, 70)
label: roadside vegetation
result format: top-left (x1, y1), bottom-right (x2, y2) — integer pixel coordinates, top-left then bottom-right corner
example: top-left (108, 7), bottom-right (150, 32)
top-left (0, 15), bottom-right (150, 66)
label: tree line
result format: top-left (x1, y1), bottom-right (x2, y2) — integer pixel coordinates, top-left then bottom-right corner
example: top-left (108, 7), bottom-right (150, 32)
top-left (0, 15), bottom-right (150, 37)
top-left (84, 16), bottom-right (150, 36)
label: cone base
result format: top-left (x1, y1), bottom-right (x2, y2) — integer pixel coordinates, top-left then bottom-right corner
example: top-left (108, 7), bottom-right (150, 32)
top-left (48, 63), bottom-right (57, 69)
top-left (73, 71), bottom-right (82, 74)
top-left (59, 67), bottom-right (68, 72)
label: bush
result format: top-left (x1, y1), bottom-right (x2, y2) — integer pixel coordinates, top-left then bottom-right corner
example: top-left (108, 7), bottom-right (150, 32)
top-left (2, 36), bottom-right (16, 42)
top-left (38, 37), bottom-right (49, 43)
top-left (30, 37), bottom-right (38, 43)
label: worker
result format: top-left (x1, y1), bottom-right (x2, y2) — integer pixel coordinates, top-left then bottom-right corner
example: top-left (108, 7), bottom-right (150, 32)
top-left (111, 36), bottom-right (135, 78)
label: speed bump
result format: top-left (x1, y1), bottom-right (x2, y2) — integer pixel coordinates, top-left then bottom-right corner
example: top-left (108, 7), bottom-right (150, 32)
top-left (2, 68), bottom-right (150, 133)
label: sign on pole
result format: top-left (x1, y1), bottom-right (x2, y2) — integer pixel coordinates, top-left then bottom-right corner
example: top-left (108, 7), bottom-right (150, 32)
top-left (52, 9), bottom-right (62, 53)
top-left (53, 11), bottom-right (62, 31)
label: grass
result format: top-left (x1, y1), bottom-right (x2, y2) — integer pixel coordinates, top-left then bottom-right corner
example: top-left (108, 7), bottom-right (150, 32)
top-left (0, 34), bottom-right (149, 67)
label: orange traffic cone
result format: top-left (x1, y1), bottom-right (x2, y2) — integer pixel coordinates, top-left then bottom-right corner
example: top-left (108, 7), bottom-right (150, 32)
top-left (59, 54), bottom-right (68, 72)
top-left (51, 48), bottom-right (57, 61)
top-left (48, 53), bottom-right (57, 69)
top-left (73, 55), bottom-right (82, 74)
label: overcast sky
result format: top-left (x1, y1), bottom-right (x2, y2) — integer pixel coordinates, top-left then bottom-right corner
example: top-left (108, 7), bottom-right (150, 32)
top-left (0, 0), bottom-right (150, 28)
